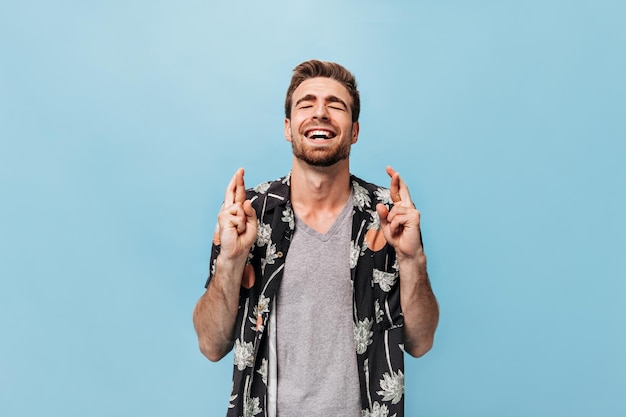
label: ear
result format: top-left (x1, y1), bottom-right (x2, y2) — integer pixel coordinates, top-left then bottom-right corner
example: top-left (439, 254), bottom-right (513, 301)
top-left (284, 118), bottom-right (292, 142)
top-left (351, 121), bottom-right (360, 144)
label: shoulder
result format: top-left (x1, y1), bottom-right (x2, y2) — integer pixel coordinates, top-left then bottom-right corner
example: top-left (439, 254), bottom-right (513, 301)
top-left (350, 174), bottom-right (393, 210)
top-left (245, 173), bottom-right (291, 212)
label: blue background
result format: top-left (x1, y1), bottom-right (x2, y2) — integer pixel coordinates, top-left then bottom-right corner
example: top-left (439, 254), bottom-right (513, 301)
top-left (1, 1), bottom-right (624, 416)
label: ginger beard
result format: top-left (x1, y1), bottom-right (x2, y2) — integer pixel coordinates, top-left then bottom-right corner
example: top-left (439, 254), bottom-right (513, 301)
top-left (289, 123), bottom-right (354, 167)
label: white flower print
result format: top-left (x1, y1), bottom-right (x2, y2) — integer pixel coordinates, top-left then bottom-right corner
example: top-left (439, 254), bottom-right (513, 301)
top-left (375, 187), bottom-right (392, 205)
top-left (373, 269), bottom-right (397, 292)
top-left (229, 382), bottom-right (237, 409)
top-left (352, 181), bottom-right (371, 211)
top-left (350, 240), bottom-right (360, 269)
top-left (253, 181), bottom-right (271, 194)
top-left (367, 210), bottom-right (381, 230)
top-left (374, 300), bottom-right (384, 324)
top-left (362, 240), bottom-right (370, 254)
top-left (281, 207), bottom-right (295, 229)
top-left (233, 339), bottom-right (255, 371)
top-left (261, 243), bottom-right (278, 270)
top-left (362, 401), bottom-right (395, 417)
top-left (253, 295), bottom-right (270, 317)
top-left (256, 358), bottom-right (268, 385)
top-left (242, 394), bottom-right (262, 417)
top-left (256, 222), bottom-right (271, 247)
top-left (354, 318), bottom-right (374, 354)
top-left (249, 295), bottom-right (270, 331)
top-left (210, 258), bottom-right (216, 276)
top-left (377, 369), bottom-right (404, 405)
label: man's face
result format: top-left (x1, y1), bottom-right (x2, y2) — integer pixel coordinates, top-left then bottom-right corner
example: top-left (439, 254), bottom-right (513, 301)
top-left (285, 77), bottom-right (359, 167)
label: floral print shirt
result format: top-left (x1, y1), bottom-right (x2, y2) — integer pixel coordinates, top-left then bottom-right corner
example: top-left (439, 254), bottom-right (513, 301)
top-left (206, 174), bottom-right (406, 417)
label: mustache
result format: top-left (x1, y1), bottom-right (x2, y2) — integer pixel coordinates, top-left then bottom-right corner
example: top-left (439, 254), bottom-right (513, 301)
top-left (302, 121), bottom-right (335, 130)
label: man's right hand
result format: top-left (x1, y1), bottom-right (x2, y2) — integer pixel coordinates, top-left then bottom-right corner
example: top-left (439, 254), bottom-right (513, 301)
top-left (216, 168), bottom-right (257, 262)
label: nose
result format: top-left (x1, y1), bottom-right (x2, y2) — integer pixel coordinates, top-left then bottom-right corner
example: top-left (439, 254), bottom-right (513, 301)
top-left (312, 102), bottom-right (329, 120)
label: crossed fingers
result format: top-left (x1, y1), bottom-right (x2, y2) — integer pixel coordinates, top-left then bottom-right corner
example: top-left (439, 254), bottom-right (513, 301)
top-left (221, 168), bottom-right (251, 235)
top-left (224, 168), bottom-right (247, 206)
top-left (387, 166), bottom-right (414, 208)
top-left (215, 168), bottom-right (258, 260)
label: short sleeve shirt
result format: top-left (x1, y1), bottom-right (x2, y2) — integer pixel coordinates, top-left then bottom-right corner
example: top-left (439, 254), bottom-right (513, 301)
top-left (205, 173), bottom-right (406, 417)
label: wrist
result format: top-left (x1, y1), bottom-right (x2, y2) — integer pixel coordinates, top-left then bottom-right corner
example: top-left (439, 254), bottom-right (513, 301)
top-left (213, 252), bottom-right (248, 287)
top-left (397, 250), bottom-right (427, 266)
top-left (216, 250), bottom-right (248, 269)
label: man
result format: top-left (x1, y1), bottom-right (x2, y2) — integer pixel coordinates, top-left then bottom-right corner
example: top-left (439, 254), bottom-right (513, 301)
top-left (193, 60), bottom-right (439, 417)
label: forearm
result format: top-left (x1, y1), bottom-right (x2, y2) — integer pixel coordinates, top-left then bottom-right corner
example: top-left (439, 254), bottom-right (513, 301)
top-left (398, 253), bottom-right (439, 358)
top-left (193, 256), bottom-right (246, 362)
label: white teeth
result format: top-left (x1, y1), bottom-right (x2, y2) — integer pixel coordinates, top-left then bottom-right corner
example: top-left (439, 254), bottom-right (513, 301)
top-left (308, 130), bottom-right (332, 139)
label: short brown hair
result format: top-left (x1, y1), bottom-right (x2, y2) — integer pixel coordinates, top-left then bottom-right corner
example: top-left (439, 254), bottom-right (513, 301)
top-left (284, 60), bottom-right (360, 122)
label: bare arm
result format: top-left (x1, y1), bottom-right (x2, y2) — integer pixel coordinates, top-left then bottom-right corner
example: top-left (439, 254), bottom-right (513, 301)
top-left (395, 252), bottom-right (439, 358)
top-left (376, 166), bottom-right (439, 358)
top-left (192, 168), bottom-right (257, 362)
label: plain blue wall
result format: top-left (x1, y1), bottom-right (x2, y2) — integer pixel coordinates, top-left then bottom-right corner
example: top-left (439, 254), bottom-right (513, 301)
top-left (1, 1), bottom-right (624, 416)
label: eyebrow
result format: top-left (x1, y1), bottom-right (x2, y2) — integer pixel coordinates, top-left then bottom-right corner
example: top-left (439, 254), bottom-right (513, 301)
top-left (295, 94), bottom-right (348, 110)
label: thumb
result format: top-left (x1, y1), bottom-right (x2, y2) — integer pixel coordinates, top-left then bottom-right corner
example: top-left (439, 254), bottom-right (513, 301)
top-left (376, 203), bottom-right (389, 228)
top-left (243, 200), bottom-right (256, 223)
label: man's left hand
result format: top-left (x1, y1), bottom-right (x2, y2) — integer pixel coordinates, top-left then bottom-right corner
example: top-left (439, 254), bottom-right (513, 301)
top-left (375, 166), bottom-right (424, 262)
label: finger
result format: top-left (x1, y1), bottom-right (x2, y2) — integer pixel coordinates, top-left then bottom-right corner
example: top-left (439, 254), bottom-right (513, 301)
top-left (227, 205), bottom-right (247, 234)
top-left (386, 166), bottom-right (401, 204)
top-left (243, 200), bottom-right (256, 223)
top-left (386, 166), bottom-right (413, 207)
top-left (235, 219), bottom-right (247, 234)
top-left (234, 168), bottom-right (247, 204)
top-left (388, 212), bottom-right (416, 229)
top-left (223, 170), bottom-right (240, 206)
top-left (376, 203), bottom-right (390, 227)
top-left (387, 205), bottom-right (420, 224)
top-left (397, 175), bottom-right (414, 207)
top-left (226, 215), bottom-right (243, 234)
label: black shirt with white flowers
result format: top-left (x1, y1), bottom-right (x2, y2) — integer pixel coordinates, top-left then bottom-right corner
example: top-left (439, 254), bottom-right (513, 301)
top-left (206, 174), bottom-right (406, 417)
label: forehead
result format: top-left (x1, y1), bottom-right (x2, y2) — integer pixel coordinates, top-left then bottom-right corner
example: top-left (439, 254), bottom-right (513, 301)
top-left (292, 77), bottom-right (352, 104)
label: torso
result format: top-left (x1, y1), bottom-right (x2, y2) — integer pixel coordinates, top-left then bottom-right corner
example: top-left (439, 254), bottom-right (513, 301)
top-left (275, 192), bottom-right (361, 417)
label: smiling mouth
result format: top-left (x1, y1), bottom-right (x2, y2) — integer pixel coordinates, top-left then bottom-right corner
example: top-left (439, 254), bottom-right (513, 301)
top-left (305, 129), bottom-right (336, 140)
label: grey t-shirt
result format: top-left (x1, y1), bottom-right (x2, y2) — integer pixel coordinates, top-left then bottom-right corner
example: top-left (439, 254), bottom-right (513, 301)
top-left (275, 194), bottom-right (361, 417)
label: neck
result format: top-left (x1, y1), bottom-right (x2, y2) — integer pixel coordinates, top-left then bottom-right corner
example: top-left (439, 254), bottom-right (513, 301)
top-left (289, 157), bottom-right (352, 233)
